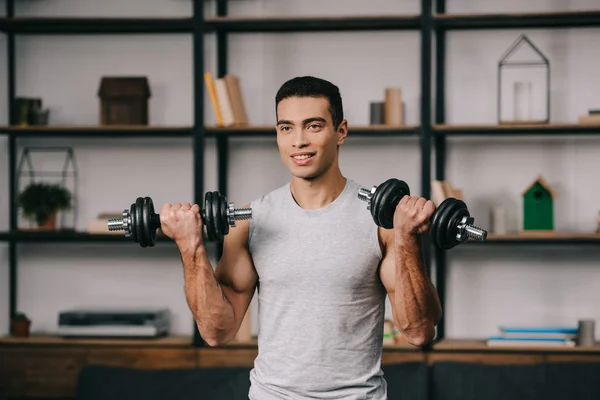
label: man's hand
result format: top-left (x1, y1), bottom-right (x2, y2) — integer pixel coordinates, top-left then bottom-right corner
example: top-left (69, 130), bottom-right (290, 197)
top-left (159, 202), bottom-right (204, 250)
top-left (393, 196), bottom-right (436, 240)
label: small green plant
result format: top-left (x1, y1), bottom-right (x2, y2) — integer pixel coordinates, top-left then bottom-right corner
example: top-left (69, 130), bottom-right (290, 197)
top-left (13, 312), bottom-right (29, 321)
top-left (18, 182), bottom-right (72, 226)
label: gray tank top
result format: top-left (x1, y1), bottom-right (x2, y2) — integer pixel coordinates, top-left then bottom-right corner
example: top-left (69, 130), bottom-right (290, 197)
top-left (247, 178), bottom-right (387, 399)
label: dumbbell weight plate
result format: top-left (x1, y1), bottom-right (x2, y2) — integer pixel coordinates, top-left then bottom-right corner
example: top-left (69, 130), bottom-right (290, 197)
top-left (204, 192), bottom-right (216, 241)
top-left (142, 197), bottom-right (156, 247)
top-left (219, 193), bottom-right (229, 237)
top-left (430, 198), bottom-right (470, 250)
top-left (211, 191), bottom-right (223, 242)
top-left (134, 197), bottom-right (146, 247)
top-left (371, 178), bottom-right (410, 229)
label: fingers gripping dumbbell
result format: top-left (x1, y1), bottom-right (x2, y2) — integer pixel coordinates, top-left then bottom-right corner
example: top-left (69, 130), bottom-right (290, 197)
top-left (358, 178), bottom-right (487, 250)
top-left (107, 191), bottom-right (252, 247)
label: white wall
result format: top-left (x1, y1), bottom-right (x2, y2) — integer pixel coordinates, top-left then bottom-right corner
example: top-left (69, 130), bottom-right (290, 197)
top-left (0, 0), bottom-right (599, 341)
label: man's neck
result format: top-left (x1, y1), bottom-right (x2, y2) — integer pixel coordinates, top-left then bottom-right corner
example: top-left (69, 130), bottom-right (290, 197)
top-left (290, 168), bottom-right (347, 210)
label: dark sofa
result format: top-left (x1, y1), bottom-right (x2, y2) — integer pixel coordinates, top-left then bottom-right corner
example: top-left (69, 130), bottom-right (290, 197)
top-left (76, 361), bottom-right (600, 400)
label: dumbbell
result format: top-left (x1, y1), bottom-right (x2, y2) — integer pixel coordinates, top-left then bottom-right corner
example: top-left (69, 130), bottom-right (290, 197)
top-left (358, 178), bottom-right (487, 249)
top-left (107, 191), bottom-right (252, 247)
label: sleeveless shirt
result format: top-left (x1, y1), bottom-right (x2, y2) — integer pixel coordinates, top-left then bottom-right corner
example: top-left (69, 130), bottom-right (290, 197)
top-left (247, 178), bottom-right (388, 399)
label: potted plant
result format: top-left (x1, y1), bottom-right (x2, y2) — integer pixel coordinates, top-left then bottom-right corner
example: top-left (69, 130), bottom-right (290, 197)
top-left (11, 312), bottom-right (31, 337)
top-left (18, 182), bottom-right (72, 229)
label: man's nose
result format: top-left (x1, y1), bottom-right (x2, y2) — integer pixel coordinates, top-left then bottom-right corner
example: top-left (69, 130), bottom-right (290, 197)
top-left (293, 129), bottom-right (309, 148)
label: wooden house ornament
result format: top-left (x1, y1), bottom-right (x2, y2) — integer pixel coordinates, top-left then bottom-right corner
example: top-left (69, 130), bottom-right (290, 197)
top-left (521, 175), bottom-right (556, 232)
top-left (98, 77), bottom-right (151, 125)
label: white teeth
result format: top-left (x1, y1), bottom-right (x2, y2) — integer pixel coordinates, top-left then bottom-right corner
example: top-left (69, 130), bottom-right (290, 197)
top-left (293, 154), bottom-right (313, 160)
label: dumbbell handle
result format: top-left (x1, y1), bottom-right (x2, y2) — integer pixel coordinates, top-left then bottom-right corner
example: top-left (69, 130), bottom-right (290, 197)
top-left (456, 216), bottom-right (487, 242)
top-left (107, 209), bottom-right (160, 238)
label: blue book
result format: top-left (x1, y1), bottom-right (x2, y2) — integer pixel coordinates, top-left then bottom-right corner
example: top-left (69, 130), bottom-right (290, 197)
top-left (488, 336), bottom-right (572, 342)
top-left (500, 327), bottom-right (578, 334)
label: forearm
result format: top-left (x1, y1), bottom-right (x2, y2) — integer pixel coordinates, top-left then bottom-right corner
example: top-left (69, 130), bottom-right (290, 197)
top-left (179, 243), bottom-right (235, 346)
top-left (393, 234), bottom-right (442, 345)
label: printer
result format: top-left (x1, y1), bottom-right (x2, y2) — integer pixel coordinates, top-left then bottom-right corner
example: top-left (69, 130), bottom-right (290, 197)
top-left (57, 308), bottom-right (170, 338)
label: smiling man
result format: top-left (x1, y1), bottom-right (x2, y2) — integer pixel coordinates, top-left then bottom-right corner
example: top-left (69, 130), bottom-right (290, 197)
top-left (159, 76), bottom-right (442, 400)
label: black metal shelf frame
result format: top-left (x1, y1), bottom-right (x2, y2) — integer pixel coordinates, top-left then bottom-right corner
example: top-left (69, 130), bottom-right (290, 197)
top-left (3, 0), bottom-right (600, 346)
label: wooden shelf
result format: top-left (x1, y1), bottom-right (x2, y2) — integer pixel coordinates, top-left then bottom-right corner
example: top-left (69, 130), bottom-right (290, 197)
top-left (433, 123), bottom-right (600, 136)
top-left (435, 10), bottom-right (600, 30)
top-left (434, 339), bottom-right (600, 353)
top-left (8, 230), bottom-right (176, 244)
top-left (467, 231), bottom-right (600, 245)
top-left (0, 125), bottom-right (193, 137)
top-left (0, 334), bottom-right (193, 347)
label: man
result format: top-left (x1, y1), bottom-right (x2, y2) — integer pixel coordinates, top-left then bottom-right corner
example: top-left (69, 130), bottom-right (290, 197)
top-left (160, 76), bottom-right (442, 399)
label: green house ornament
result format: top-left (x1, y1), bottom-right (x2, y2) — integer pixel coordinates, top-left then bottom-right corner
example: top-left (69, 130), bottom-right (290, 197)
top-left (521, 176), bottom-right (556, 231)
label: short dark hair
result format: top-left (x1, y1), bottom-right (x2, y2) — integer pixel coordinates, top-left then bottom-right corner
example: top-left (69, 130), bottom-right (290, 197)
top-left (275, 76), bottom-right (344, 129)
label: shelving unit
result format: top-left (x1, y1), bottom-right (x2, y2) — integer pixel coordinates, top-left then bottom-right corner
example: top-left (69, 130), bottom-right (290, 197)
top-left (2, 0), bottom-right (600, 352)
top-left (432, 1), bottom-right (600, 341)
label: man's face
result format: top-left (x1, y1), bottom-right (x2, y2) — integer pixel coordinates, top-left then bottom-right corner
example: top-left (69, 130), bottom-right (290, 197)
top-left (276, 96), bottom-right (347, 180)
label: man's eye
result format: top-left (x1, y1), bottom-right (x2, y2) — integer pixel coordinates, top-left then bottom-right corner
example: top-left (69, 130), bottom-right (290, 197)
top-left (309, 124), bottom-right (320, 130)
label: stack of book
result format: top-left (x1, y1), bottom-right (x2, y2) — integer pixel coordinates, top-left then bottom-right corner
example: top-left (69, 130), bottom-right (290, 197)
top-left (204, 72), bottom-right (248, 127)
top-left (486, 326), bottom-right (578, 347)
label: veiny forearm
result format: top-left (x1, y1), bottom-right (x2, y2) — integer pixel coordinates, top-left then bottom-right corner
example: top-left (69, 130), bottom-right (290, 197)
top-left (179, 244), bottom-right (235, 346)
top-left (393, 234), bottom-right (442, 346)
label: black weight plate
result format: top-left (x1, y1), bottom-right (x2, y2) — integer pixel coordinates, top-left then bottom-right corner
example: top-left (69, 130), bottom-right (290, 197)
top-left (211, 191), bottom-right (223, 242)
top-left (430, 198), bottom-right (455, 249)
top-left (432, 198), bottom-right (469, 250)
top-left (129, 202), bottom-right (138, 243)
top-left (142, 197), bottom-right (155, 247)
top-left (204, 192), bottom-right (215, 241)
top-left (369, 179), bottom-right (394, 227)
top-left (135, 197), bottom-right (146, 247)
top-left (372, 179), bottom-right (410, 229)
top-left (218, 192), bottom-right (229, 236)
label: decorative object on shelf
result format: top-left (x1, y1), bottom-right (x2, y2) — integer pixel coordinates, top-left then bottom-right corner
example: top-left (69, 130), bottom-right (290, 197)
top-left (16, 147), bottom-right (78, 231)
top-left (369, 101), bottom-right (385, 125)
top-left (578, 109), bottom-right (600, 125)
top-left (498, 34), bottom-right (550, 125)
top-left (10, 312), bottom-right (31, 338)
top-left (368, 87), bottom-right (405, 127)
top-left (98, 76), bottom-right (151, 125)
top-left (577, 320), bottom-right (596, 347)
top-left (12, 97), bottom-right (50, 126)
top-left (521, 175), bottom-right (556, 232)
top-left (490, 206), bottom-right (507, 235)
top-left (384, 87), bottom-right (404, 126)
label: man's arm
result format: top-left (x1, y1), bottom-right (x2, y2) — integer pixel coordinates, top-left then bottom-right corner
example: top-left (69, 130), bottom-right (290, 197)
top-left (161, 202), bottom-right (257, 347)
top-left (378, 220), bottom-right (442, 347)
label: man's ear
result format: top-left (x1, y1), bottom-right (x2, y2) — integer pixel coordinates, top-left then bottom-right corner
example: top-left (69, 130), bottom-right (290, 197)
top-left (337, 119), bottom-right (348, 145)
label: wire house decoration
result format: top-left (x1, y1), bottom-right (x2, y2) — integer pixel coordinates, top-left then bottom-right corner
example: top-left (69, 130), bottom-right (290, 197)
top-left (16, 147), bottom-right (78, 231)
top-left (498, 34), bottom-right (550, 125)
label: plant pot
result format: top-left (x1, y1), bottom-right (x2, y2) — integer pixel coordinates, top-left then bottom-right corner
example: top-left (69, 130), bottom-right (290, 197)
top-left (11, 319), bottom-right (31, 337)
top-left (39, 214), bottom-right (57, 230)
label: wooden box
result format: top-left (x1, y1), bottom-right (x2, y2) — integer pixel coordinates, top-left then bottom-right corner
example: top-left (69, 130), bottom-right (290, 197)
top-left (98, 77), bottom-right (151, 125)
